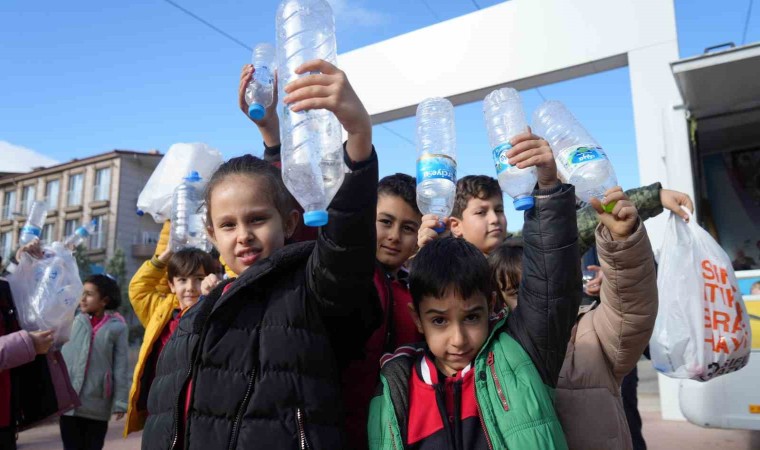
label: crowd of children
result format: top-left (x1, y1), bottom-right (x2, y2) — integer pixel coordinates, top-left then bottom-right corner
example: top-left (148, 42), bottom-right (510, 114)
top-left (0, 58), bottom-right (702, 450)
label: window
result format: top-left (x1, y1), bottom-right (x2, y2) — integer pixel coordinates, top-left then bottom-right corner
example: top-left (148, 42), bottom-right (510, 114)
top-left (64, 218), bottom-right (80, 238)
top-left (93, 168), bottom-right (111, 201)
top-left (89, 215), bottom-right (107, 249)
top-left (0, 231), bottom-right (11, 263)
top-left (41, 223), bottom-right (55, 244)
top-left (1, 191), bottom-right (15, 220)
top-left (45, 179), bottom-right (60, 210)
top-left (67, 173), bottom-right (83, 206)
top-left (21, 185), bottom-right (36, 215)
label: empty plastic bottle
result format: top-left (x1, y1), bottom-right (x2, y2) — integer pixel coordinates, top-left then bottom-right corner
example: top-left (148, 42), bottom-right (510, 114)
top-left (187, 204), bottom-right (212, 253)
top-left (170, 171), bottom-right (204, 251)
top-left (532, 101), bottom-right (618, 206)
top-left (20, 201), bottom-right (48, 246)
top-left (245, 43), bottom-right (276, 120)
top-left (483, 88), bottom-right (537, 211)
top-left (276, 0), bottom-right (345, 227)
top-left (416, 98), bottom-right (457, 230)
top-left (63, 219), bottom-right (97, 250)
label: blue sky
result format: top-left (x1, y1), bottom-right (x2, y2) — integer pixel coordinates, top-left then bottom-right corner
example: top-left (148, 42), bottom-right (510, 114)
top-left (1, 0), bottom-right (758, 230)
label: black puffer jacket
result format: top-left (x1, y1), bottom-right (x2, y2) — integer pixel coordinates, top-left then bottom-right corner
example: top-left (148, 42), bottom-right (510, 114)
top-left (142, 151), bottom-right (380, 450)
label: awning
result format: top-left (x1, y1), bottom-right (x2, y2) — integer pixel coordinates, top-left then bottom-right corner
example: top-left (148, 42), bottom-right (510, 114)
top-left (671, 42), bottom-right (760, 120)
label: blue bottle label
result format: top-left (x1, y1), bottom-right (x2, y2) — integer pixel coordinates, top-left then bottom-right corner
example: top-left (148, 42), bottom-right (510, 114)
top-left (21, 225), bottom-right (41, 237)
top-left (492, 143), bottom-right (513, 175)
top-left (566, 146), bottom-right (606, 166)
top-left (416, 155), bottom-right (457, 185)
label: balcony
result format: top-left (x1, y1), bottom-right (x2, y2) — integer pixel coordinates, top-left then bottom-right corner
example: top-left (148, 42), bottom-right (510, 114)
top-left (132, 243), bottom-right (155, 259)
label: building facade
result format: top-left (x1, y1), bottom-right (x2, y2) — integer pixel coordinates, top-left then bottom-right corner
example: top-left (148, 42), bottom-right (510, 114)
top-left (0, 150), bottom-right (164, 277)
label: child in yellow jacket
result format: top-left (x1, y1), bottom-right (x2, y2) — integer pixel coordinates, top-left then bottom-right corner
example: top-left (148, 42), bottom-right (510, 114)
top-left (123, 222), bottom-right (218, 436)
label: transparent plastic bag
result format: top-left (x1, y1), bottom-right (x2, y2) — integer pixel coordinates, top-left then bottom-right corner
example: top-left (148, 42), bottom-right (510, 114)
top-left (7, 242), bottom-right (83, 347)
top-left (650, 208), bottom-right (752, 381)
top-left (136, 143), bottom-right (223, 223)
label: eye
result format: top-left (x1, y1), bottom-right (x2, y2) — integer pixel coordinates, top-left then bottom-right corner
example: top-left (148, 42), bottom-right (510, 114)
top-left (496, 206), bottom-right (504, 214)
top-left (378, 219), bottom-right (391, 227)
top-left (177, 278), bottom-right (186, 282)
top-left (431, 317), bottom-right (446, 326)
top-left (403, 225), bottom-right (417, 234)
top-left (249, 216), bottom-right (266, 224)
top-left (465, 314), bottom-right (481, 323)
top-left (474, 210), bottom-right (485, 215)
top-left (220, 222), bottom-right (235, 229)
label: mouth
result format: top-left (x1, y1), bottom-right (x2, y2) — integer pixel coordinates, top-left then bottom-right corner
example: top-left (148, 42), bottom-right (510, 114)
top-left (381, 245), bottom-right (401, 255)
top-left (487, 229), bottom-right (503, 236)
top-left (236, 248), bottom-right (261, 266)
top-left (447, 351), bottom-right (472, 362)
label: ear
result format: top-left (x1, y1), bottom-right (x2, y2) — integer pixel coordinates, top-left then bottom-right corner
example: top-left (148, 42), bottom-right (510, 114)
top-left (206, 224), bottom-right (217, 246)
top-left (168, 279), bottom-right (177, 294)
top-left (284, 209), bottom-right (300, 239)
top-left (449, 216), bottom-right (463, 238)
top-left (407, 302), bottom-right (424, 334)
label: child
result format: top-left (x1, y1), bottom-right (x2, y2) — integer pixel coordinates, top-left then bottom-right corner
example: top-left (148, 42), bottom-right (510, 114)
top-left (142, 58), bottom-right (380, 449)
top-left (342, 173), bottom-right (424, 449)
top-left (61, 274), bottom-right (129, 450)
top-left (488, 187), bottom-right (658, 450)
top-left (368, 135), bottom-right (581, 449)
top-left (124, 246), bottom-right (217, 436)
top-left (418, 175), bottom-right (506, 255)
top-left (0, 241), bottom-right (78, 449)
top-left (751, 280), bottom-right (760, 295)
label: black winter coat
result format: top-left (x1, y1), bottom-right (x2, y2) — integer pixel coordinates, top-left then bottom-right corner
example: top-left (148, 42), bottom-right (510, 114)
top-left (142, 151), bottom-right (380, 450)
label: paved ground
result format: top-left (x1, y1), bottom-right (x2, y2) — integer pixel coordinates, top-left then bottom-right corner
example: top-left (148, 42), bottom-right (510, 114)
top-left (15, 358), bottom-right (760, 449)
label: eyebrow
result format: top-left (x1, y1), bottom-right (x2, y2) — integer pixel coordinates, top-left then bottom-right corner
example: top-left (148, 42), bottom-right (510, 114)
top-left (424, 304), bottom-right (486, 315)
top-left (378, 212), bottom-right (397, 220)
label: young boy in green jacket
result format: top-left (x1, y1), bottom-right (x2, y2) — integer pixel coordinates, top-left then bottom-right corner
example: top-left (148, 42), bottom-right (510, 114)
top-left (368, 132), bottom-right (580, 450)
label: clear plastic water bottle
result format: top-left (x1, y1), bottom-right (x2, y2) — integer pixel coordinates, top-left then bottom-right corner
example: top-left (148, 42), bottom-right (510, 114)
top-left (20, 201), bottom-right (48, 246)
top-left (63, 219), bottom-right (97, 250)
top-left (187, 204), bottom-right (212, 253)
top-left (245, 43), bottom-right (276, 121)
top-left (416, 98), bottom-right (457, 230)
top-left (483, 88), bottom-right (537, 211)
top-left (532, 101), bottom-right (618, 206)
top-left (276, 0), bottom-right (345, 227)
top-left (171, 171), bottom-right (204, 251)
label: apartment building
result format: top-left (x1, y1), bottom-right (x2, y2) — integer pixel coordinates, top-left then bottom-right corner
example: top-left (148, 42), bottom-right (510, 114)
top-left (0, 150), bottom-right (164, 277)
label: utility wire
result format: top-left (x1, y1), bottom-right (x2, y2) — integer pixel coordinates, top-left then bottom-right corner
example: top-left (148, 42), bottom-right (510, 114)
top-left (161, 0), bottom-right (252, 52)
top-left (742, 0), bottom-right (755, 45)
top-left (380, 124), bottom-right (416, 147)
top-left (420, 0), bottom-right (442, 21)
top-left (535, 88), bottom-right (547, 102)
top-left (470, 0), bottom-right (482, 10)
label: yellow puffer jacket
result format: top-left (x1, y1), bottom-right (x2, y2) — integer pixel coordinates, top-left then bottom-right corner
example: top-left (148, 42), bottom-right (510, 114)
top-left (123, 221), bottom-right (178, 437)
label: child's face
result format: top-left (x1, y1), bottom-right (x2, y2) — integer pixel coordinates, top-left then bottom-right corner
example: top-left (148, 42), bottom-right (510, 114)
top-left (169, 268), bottom-right (206, 310)
top-left (80, 282), bottom-right (108, 316)
top-left (207, 175), bottom-right (297, 276)
top-left (375, 194), bottom-right (421, 272)
top-left (410, 289), bottom-right (492, 376)
top-left (450, 195), bottom-right (507, 255)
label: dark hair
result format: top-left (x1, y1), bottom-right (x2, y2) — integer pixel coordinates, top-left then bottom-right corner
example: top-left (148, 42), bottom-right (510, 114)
top-left (452, 175), bottom-right (502, 218)
top-left (168, 248), bottom-right (217, 280)
top-left (204, 155), bottom-right (294, 226)
top-left (487, 239), bottom-right (524, 309)
top-left (409, 237), bottom-right (492, 310)
top-left (84, 274), bottom-right (121, 310)
top-left (377, 173), bottom-right (420, 215)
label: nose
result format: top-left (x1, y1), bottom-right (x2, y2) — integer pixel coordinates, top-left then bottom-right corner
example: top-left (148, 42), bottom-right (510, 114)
top-left (449, 323), bottom-right (467, 349)
top-left (236, 224), bottom-right (254, 245)
top-left (487, 209), bottom-right (499, 225)
top-left (387, 225), bottom-right (400, 242)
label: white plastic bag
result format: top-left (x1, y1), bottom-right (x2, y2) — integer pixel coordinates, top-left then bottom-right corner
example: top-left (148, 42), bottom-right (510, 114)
top-left (7, 242), bottom-right (84, 347)
top-left (136, 143), bottom-right (223, 223)
top-left (650, 208), bottom-right (752, 381)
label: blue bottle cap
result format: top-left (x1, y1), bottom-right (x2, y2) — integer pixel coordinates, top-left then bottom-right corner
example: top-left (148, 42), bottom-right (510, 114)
top-left (248, 103), bottom-right (266, 121)
top-left (303, 210), bottom-right (328, 227)
top-left (513, 196), bottom-right (535, 211)
top-left (136, 209), bottom-right (145, 216)
top-left (184, 171), bottom-right (202, 182)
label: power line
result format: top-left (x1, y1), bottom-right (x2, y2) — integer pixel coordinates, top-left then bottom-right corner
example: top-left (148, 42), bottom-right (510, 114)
top-left (470, 0), bottom-right (482, 10)
top-left (742, 0), bottom-right (755, 45)
top-left (380, 124), bottom-right (416, 147)
top-left (420, 0), bottom-right (441, 21)
top-left (535, 88), bottom-right (547, 102)
top-left (161, 0), bottom-right (252, 52)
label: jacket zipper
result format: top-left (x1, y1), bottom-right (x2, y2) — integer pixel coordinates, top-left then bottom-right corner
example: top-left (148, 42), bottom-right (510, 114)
top-left (487, 352), bottom-right (509, 411)
top-left (228, 326), bottom-right (262, 450)
top-left (383, 273), bottom-right (395, 353)
top-left (474, 377), bottom-right (494, 450)
top-left (170, 366), bottom-right (193, 450)
top-left (296, 408), bottom-right (311, 450)
top-left (388, 421), bottom-right (398, 450)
